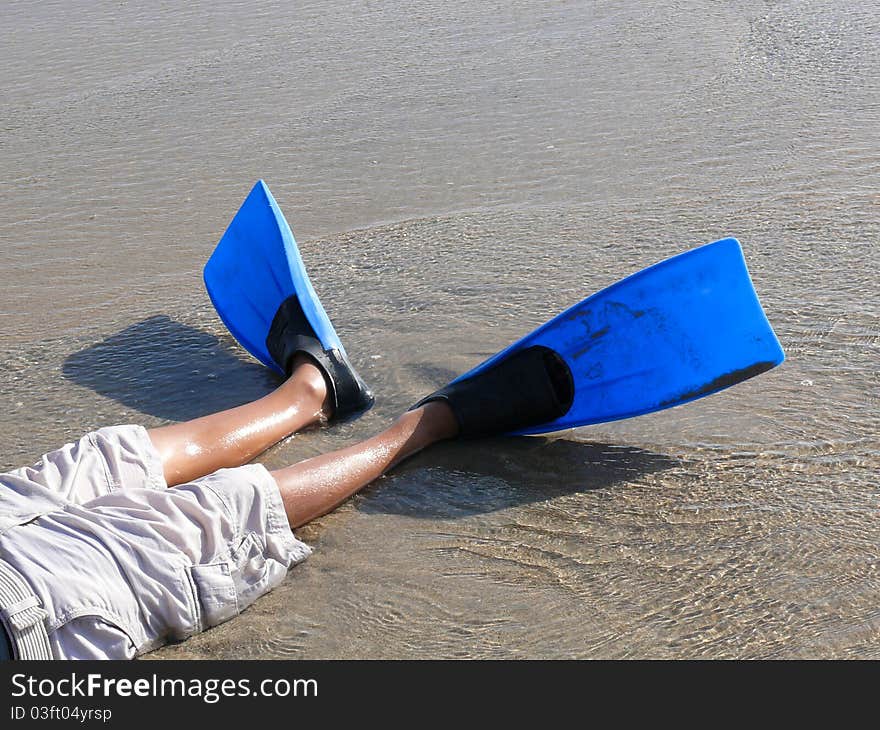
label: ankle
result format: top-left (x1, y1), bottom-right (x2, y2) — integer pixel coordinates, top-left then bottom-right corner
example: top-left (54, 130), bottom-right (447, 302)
top-left (286, 354), bottom-right (332, 417)
top-left (409, 400), bottom-right (460, 441)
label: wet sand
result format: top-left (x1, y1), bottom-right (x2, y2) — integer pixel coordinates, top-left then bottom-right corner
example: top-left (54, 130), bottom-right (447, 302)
top-left (0, 1), bottom-right (878, 658)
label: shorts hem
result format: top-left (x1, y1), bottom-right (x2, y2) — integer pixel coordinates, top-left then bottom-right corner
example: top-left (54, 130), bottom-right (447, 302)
top-left (247, 464), bottom-right (313, 566)
top-left (129, 425), bottom-right (168, 491)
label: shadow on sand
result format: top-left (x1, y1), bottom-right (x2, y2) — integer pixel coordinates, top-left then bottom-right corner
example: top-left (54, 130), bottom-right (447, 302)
top-left (359, 436), bottom-right (678, 519)
top-left (62, 315), bottom-right (280, 421)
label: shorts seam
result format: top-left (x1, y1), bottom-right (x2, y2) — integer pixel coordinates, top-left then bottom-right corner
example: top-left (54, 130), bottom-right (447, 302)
top-left (195, 481), bottom-right (240, 543)
top-left (131, 425), bottom-right (168, 491)
top-left (181, 565), bottom-right (204, 635)
top-left (86, 432), bottom-right (118, 494)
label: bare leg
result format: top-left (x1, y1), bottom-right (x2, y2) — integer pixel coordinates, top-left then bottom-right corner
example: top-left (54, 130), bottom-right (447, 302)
top-left (149, 356), bottom-right (331, 486)
top-left (272, 401), bottom-right (459, 528)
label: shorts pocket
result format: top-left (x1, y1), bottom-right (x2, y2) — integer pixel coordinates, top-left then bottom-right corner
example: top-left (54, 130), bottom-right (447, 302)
top-left (231, 532), bottom-right (287, 609)
top-left (51, 614), bottom-right (140, 660)
top-left (189, 563), bottom-right (240, 629)
top-left (0, 481), bottom-right (66, 537)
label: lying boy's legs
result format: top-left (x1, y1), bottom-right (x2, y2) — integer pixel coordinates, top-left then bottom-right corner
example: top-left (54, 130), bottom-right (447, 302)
top-left (148, 354), bottom-right (332, 486)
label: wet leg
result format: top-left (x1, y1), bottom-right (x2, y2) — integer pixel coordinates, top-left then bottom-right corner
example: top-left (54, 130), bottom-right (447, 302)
top-left (148, 355), bottom-right (330, 486)
top-left (271, 401), bottom-right (459, 528)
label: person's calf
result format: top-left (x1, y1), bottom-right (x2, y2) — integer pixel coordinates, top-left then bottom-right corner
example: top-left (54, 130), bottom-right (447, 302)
top-left (271, 400), bottom-right (459, 529)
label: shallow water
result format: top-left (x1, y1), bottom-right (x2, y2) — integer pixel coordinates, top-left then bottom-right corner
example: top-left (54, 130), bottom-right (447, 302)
top-left (0, 1), bottom-right (877, 658)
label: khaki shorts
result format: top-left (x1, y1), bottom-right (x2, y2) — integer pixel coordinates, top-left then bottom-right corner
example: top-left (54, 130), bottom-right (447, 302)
top-left (0, 425), bottom-right (311, 660)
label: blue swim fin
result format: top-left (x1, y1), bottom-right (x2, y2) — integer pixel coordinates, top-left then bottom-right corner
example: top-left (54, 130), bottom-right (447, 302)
top-left (204, 180), bottom-right (373, 418)
top-left (419, 238), bottom-right (784, 436)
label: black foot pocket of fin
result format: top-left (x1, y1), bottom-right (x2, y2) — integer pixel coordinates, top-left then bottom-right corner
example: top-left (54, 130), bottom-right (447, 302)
top-left (414, 346), bottom-right (574, 437)
top-left (266, 295), bottom-right (374, 419)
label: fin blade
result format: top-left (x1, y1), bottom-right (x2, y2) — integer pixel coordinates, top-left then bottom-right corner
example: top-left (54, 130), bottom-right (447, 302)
top-left (203, 180), bottom-right (344, 372)
top-left (457, 238), bottom-right (785, 435)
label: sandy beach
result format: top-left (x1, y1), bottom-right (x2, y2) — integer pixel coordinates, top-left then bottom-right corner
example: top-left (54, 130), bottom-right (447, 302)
top-left (0, 0), bottom-right (877, 659)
